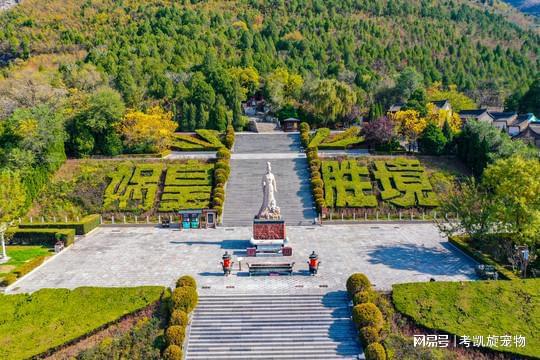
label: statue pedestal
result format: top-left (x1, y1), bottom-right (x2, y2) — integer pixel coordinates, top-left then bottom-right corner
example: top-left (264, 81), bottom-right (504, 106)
top-left (249, 219), bottom-right (290, 256)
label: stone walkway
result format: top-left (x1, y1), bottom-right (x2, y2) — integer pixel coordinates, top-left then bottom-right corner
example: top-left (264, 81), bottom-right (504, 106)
top-left (7, 224), bottom-right (477, 294)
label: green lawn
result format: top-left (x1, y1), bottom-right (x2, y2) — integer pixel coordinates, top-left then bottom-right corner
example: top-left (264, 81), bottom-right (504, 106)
top-left (0, 245), bottom-right (52, 276)
top-left (0, 286), bottom-right (164, 360)
top-left (393, 280), bottom-right (540, 358)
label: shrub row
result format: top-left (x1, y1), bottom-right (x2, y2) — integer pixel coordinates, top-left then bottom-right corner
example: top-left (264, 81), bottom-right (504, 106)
top-left (319, 126), bottom-right (364, 149)
top-left (171, 133), bottom-right (219, 151)
top-left (307, 147), bottom-right (325, 212)
top-left (448, 235), bottom-right (518, 280)
top-left (213, 148), bottom-right (231, 216)
top-left (7, 228), bottom-right (76, 247)
top-left (163, 275), bottom-right (198, 360)
top-left (347, 273), bottom-right (387, 360)
top-left (224, 125), bottom-right (235, 150)
top-left (18, 214), bottom-right (100, 235)
top-left (308, 128), bottom-right (331, 148)
top-left (195, 129), bottom-right (225, 148)
top-left (299, 122), bottom-right (310, 147)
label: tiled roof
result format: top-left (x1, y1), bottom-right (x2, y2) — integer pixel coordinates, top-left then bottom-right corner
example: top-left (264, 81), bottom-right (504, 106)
top-left (459, 109), bottom-right (490, 117)
top-left (489, 111), bottom-right (517, 121)
top-left (431, 99), bottom-right (449, 109)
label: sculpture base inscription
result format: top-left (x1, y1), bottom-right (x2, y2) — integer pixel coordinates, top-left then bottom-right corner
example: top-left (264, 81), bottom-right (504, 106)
top-left (252, 219), bottom-right (286, 240)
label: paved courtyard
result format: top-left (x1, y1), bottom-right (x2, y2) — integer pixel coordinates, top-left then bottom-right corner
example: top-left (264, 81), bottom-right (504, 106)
top-left (8, 223), bottom-right (477, 295)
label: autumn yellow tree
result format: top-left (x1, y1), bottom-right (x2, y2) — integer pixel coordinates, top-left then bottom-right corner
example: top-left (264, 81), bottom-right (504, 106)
top-left (425, 103), bottom-right (462, 133)
top-left (390, 110), bottom-right (427, 151)
top-left (119, 106), bottom-right (177, 153)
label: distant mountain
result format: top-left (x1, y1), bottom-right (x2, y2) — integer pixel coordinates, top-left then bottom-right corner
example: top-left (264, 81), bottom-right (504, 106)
top-left (504, 0), bottom-right (540, 15)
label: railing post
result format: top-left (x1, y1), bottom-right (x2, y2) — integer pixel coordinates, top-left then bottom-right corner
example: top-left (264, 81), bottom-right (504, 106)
top-left (135, 216), bottom-right (138, 224)
top-left (100, 215), bottom-right (103, 225)
top-left (146, 216), bottom-right (149, 224)
top-left (376, 212), bottom-right (379, 221)
top-left (112, 216), bottom-right (115, 224)
top-left (123, 215), bottom-right (126, 224)
top-left (364, 212), bottom-right (367, 221)
top-left (399, 211), bottom-right (402, 220)
top-left (30, 216), bottom-right (33, 223)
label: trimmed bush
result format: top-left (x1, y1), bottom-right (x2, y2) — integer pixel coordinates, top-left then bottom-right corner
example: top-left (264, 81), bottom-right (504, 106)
top-left (7, 228), bottom-right (76, 247)
top-left (13, 255), bottom-right (47, 278)
top-left (352, 303), bottom-right (384, 329)
top-left (365, 342), bottom-right (386, 360)
top-left (216, 148), bottom-right (231, 160)
top-left (353, 290), bottom-right (378, 305)
top-left (170, 309), bottom-right (188, 327)
top-left (359, 326), bottom-right (381, 345)
top-left (171, 286), bottom-right (198, 313)
top-left (162, 344), bottom-right (183, 360)
top-left (165, 325), bottom-right (185, 347)
top-left (1, 273), bottom-right (17, 287)
top-left (176, 275), bottom-right (197, 289)
top-left (18, 214), bottom-right (100, 235)
top-left (346, 273), bottom-right (371, 296)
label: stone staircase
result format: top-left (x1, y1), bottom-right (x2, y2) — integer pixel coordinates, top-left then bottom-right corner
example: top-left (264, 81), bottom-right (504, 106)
top-left (222, 133), bottom-right (316, 226)
top-left (222, 159), bottom-right (316, 226)
top-left (185, 293), bottom-right (362, 359)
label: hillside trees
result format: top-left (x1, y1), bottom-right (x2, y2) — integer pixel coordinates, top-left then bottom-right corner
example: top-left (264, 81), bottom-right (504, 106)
top-left (0, 170), bottom-right (26, 222)
top-left (304, 79), bottom-right (358, 127)
top-left (119, 107), bottom-right (177, 153)
top-left (66, 87), bottom-right (125, 156)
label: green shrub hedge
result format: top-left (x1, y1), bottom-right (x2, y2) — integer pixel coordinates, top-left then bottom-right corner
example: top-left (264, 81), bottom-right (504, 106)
top-left (7, 228), bottom-right (76, 247)
top-left (0, 273), bottom-right (17, 287)
top-left (308, 128), bottom-right (330, 148)
top-left (18, 214), bottom-right (100, 235)
top-left (346, 273), bottom-right (371, 296)
top-left (165, 325), bottom-right (185, 347)
top-left (352, 303), bottom-right (384, 329)
top-left (13, 255), bottom-right (47, 278)
top-left (162, 344), bottom-right (183, 360)
top-left (176, 275), bottom-right (197, 289)
top-left (365, 342), bottom-right (387, 360)
top-left (360, 326), bottom-right (381, 345)
top-left (171, 286), bottom-right (198, 313)
top-left (353, 290), bottom-right (378, 305)
top-left (448, 235), bottom-right (518, 280)
top-left (170, 310), bottom-right (188, 327)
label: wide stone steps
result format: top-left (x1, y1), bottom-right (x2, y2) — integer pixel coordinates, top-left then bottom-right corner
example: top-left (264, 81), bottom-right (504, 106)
top-left (222, 133), bottom-right (316, 226)
top-left (185, 294), bottom-right (361, 360)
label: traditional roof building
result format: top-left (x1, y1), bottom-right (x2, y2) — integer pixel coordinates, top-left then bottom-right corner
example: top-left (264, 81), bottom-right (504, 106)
top-left (459, 109), bottom-right (493, 124)
top-left (489, 111), bottom-right (518, 132)
top-left (431, 99), bottom-right (452, 111)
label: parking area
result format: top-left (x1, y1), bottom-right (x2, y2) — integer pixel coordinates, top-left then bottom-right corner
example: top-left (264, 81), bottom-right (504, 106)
top-left (8, 223), bottom-right (477, 295)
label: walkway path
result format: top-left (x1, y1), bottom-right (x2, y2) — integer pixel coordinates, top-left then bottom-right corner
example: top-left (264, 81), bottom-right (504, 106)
top-left (222, 133), bottom-right (316, 226)
top-left (7, 224), bottom-right (477, 295)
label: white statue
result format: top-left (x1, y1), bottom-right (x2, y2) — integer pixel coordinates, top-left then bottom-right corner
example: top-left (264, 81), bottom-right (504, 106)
top-left (258, 162), bottom-right (281, 219)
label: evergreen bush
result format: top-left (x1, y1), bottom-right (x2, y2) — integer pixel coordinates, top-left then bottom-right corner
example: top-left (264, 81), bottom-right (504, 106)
top-left (365, 342), bottom-right (386, 360)
top-left (352, 303), bottom-right (384, 329)
top-left (346, 273), bottom-right (371, 296)
top-left (165, 325), bottom-right (185, 347)
top-left (176, 275), bottom-right (197, 289)
top-left (162, 344), bottom-right (183, 360)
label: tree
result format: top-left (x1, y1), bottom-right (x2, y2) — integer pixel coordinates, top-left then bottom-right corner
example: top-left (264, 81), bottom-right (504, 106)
top-left (483, 156), bottom-right (540, 252)
top-left (395, 67), bottom-right (423, 101)
top-left (436, 178), bottom-right (496, 241)
top-left (229, 67), bottom-right (260, 98)
top-left (427, 83), bottom-right (476, 113)
top-left (425, 103), bottom-right (462, 133)
top-left (67, 87), bottom-right (126, 156)
top-left (304, 79), bottom-right (357, 127)
top-left (390, 110), bottom-right (427, 151)
top-left (403, 88), bottom-right (428, 116)
top-left (0, 170), bottom-right (26, 222)
top-left (119, 106), bottom-right (177, 153)
top-left (265, 68), bottom-right (303, 110)
top-left (518, 77), bottom-right (540, 116)
top-left (362, 116), bottom-right (396, 148)
top-left (418, 122), bottom-right (447, 155)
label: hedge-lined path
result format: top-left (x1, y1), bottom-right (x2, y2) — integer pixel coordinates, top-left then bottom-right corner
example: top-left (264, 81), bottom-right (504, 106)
top-left (7, 224), bottom-right (477, 294)
top-left (223, 133), bottom-right (316, 226)
top-left (185, 293), bottom-right (362, 359)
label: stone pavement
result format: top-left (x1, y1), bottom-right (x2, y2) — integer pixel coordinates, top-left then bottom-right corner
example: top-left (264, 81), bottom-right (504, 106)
top-left (8, 223), bottom-right (477, 295)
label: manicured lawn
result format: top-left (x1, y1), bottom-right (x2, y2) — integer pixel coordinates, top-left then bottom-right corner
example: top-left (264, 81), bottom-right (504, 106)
top-left (0, 286), bottom-right (164, 360)
top-left (393, 280), bottom-right (540, 358)
top-left (0, 245), bottom-right (52, 277)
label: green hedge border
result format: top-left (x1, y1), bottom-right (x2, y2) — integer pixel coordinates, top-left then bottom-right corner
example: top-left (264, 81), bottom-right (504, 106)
top-left (7, 228), bottom-right (76, 247)
top-left (18, 215), bottom-right (100, 235)
top-left (448, 235), bottom-right (518, 280)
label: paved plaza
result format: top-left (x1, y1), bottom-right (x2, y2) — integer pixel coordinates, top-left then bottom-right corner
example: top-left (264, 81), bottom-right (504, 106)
top-left (8, 223), bottom-right (477, 295)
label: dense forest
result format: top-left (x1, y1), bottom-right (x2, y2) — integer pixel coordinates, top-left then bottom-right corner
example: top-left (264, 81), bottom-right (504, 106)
top-left (0, 0), bottom-right (539, 219)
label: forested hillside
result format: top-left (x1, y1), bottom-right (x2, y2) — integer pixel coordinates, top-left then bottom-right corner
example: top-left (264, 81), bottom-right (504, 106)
top-left (1, 0), bottom-right (538, 114)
